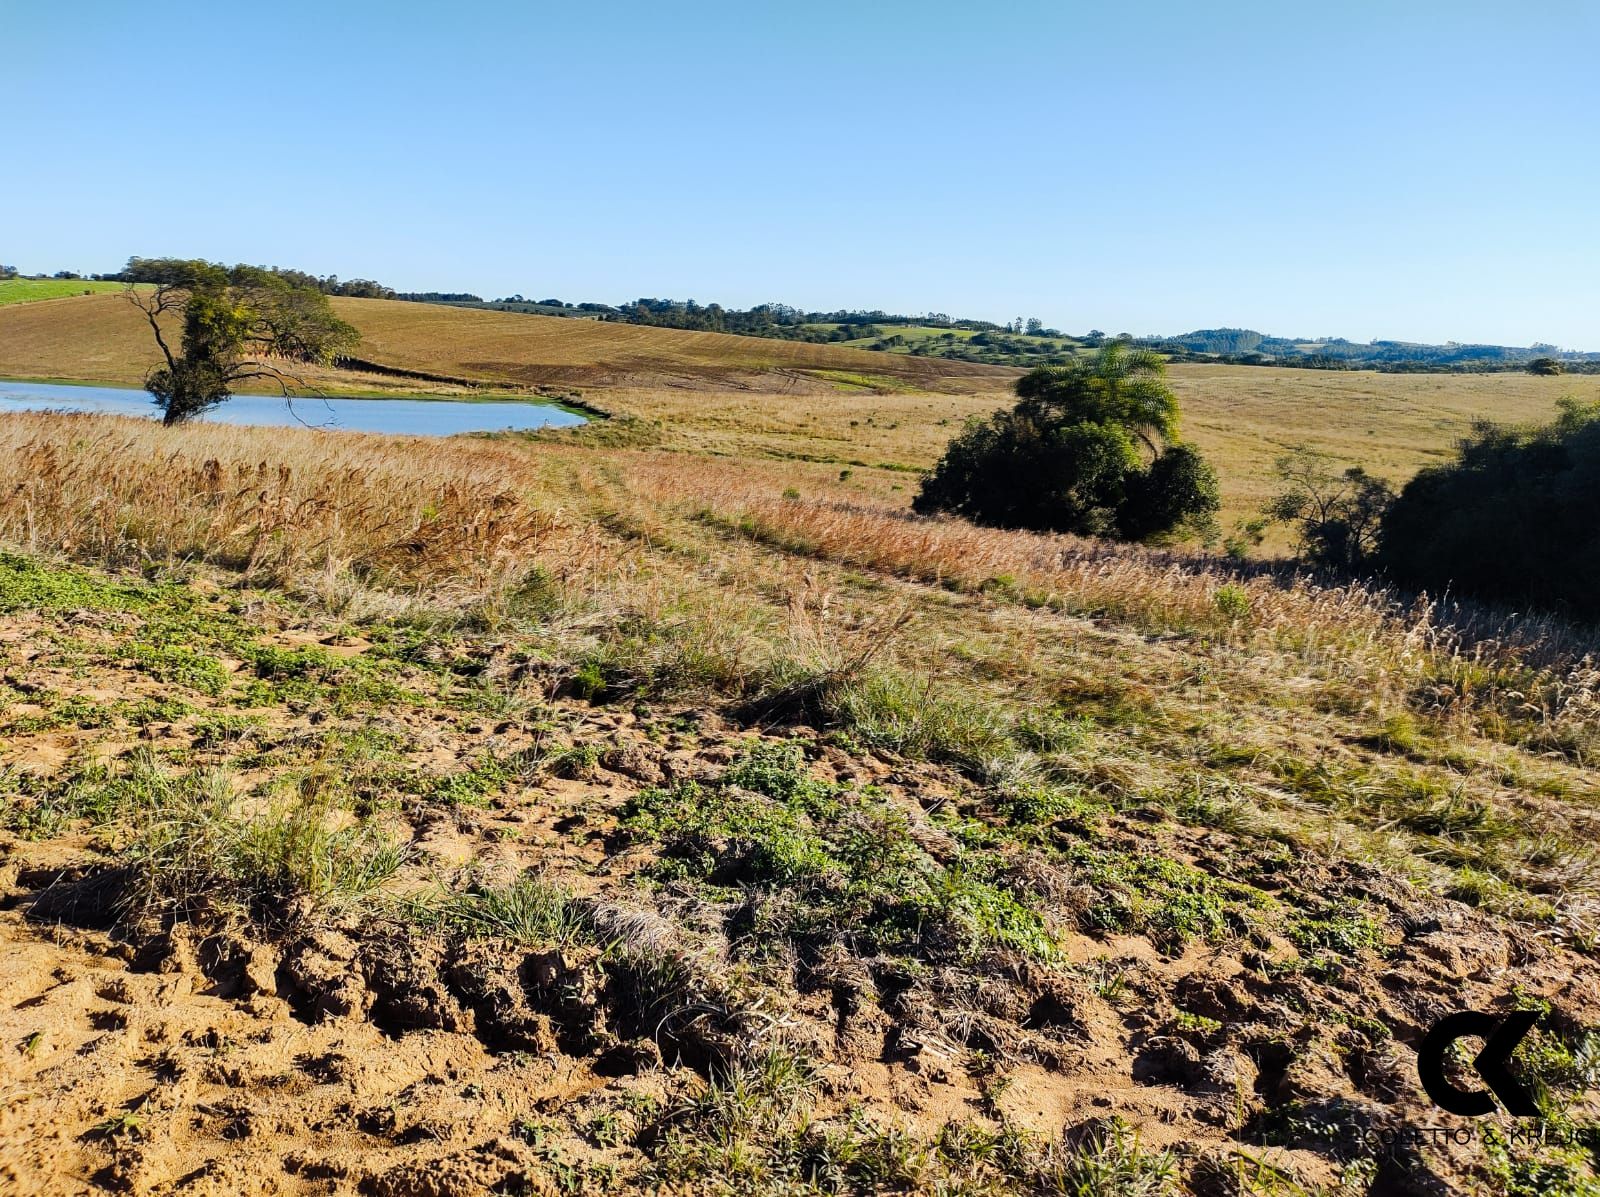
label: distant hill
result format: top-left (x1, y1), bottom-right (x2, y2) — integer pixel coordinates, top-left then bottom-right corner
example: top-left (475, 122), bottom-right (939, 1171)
top-left (327, 298), bottom-right (1016, 391)
top-left (1155, 327), bottom-right (1600, 372)
top-left (429, 298), bottom-right (1600, 374)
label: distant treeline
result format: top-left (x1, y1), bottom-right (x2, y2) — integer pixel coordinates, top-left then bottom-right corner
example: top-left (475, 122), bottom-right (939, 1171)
top-left (484, 295), bottom-right (1053, 341)
top-left (1144, 327), bottom-right (1600, 373)
top-left (395, 291), bottom-right (484, 303)
top-left (108, 257), bottom-right (397, 299)
top-left (33, 260), bottom-right (1598, 373)
top-left (463, 298), bottom-right (1600, 373)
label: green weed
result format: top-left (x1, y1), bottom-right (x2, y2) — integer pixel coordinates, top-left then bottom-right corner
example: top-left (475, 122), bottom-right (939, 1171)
top-left (622, 744), bottom-right (1058, 962)
top-left (121, 768), bottom-right (404, 922)
top-left (407, 874), bottom-right (589, 947)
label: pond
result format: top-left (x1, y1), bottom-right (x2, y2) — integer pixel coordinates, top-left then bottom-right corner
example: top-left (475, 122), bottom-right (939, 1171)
top-left (0, 380), bottom-right (589, 436)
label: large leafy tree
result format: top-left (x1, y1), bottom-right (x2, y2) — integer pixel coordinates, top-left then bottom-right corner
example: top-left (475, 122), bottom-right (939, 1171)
top-left (913, 345), bottom-right (1219, 542)
top-left (127, 258), bottom-right (359, 425)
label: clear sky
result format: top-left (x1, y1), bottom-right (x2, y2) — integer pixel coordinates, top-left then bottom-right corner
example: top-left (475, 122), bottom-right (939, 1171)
top-left (6, 1), bottom-right (1597, 347)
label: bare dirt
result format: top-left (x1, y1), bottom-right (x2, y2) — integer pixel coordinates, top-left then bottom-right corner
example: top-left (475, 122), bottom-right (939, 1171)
top-left (2, 562), bottom-right (1598, 1194)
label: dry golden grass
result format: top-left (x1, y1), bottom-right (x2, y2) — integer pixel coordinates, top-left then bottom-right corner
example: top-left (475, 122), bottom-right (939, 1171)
top-left (334, 297), bottom-right (1014, 390)
top-left (9, 292), bottom-right (1590, 541)
top-left (11, 314), bottom-right (1600, 1194)
top-left (6, 304), bottom-right (1600, 789)
top-left (8, 407), bottom-right (1597, 745)
top-left (3, 401), bottom-right (1600, 929)
top-left (0, 293), bottom-right (170, 386)
top-left (617, 448), bottom-right (1600, 744)
top-left (640, 367), bottom-right (1600, 548)
top-left (583, 382), bottom-right (1014, 466)
top-left (1168, 363), bottom-right (1600, 531)
top-left (559, 365), bottom-right (1600, 542)
top-left (0, 413), bottom-right (561, 605)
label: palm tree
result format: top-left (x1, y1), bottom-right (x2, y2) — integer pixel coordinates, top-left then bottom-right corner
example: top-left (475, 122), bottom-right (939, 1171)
top-left (1015, 344), bottom-right (1181, 456)
top-left (1089, 342), bottom-right (1179, 455)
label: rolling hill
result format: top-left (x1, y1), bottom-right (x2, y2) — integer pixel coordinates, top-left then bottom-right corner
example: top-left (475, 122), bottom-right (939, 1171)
top-left (2, 288), bottom-right (1592, 538)
top-left (0, 292), bottom-right (1016, 394)
top-left (6, 280), bottom-right (1600, 1194)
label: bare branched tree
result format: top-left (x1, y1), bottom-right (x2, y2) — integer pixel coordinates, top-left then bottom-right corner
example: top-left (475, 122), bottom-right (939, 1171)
top-left (1265, 448), bottom-right (1394, 571)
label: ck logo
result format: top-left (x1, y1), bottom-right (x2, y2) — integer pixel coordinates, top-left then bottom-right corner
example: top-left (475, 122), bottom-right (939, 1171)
top-left (1417, 1011), bottom-right (1541, 1117)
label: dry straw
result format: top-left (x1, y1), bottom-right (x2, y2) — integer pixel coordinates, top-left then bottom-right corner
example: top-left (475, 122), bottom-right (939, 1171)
top-left (0, 413), bottom-right (556, 602)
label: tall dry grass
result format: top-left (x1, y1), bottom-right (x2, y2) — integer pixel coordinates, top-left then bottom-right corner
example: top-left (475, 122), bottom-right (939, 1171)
top-left (5, 410), bottom-right (1598, 754)
top-left (0, 413), bottom-right (557, 605)
top-left (620, 452), bottom-right (1600, 753)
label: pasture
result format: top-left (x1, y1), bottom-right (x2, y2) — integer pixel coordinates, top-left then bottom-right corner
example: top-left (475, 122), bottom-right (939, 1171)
top-left (3, 397), bottom-right (1600, 1191)
top-left (0, 277), bottom-right (128, 305)
top-left (3, 295), bottom-right (1600, 1191)
top-left (2, 289), bottom-right (1593, 538)
top-left (571, 364), bottom-right (1595, 542)
top-left (0, 291), bottom-right (1014, 393)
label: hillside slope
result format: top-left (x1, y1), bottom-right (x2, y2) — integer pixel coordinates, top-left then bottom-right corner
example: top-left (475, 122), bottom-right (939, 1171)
top-left (1, 413), bottom-right (1599, 1193)
top-left (334, 298), bottom-right (1016, 390)
top-left (0, 293), bottom-right (1015, 392)
top-left (0, 293), bottom-right (167, 385)
top-left (1, 292), bottom-right (1592, 540)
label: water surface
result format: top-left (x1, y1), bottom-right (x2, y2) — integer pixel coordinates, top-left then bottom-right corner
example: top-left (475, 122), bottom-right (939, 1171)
top-left (0, 380), bottom-right (587, 436)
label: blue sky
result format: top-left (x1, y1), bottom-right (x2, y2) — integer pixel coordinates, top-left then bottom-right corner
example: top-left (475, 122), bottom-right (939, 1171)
top-left (6, 1), bottom-right (1597, 346)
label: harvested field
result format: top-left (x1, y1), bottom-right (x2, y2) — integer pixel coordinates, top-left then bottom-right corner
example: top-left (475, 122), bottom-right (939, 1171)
top-left (0, 293), bottom-right (1013, 395)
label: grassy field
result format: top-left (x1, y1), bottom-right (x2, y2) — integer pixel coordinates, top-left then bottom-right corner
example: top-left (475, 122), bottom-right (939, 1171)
top-left (807, 322), bottom-right (984, 346)
top-left (0, 292), bottom-right (1015, 395)
top-left (0, 278), bottom-right (127, 305)
top-left (3, 339), bottom-right (1600, 1191)
top-left (1170, 364), bottom-right (1600, 537)
top-left (568, 365), bottom-right (1596, 547)
top-left (5, 289), bottom-right (1592, 544)
top-left (336, 299), bottom-right (1017, 390)
top-left (809, 322), bottom-right (1084, 359)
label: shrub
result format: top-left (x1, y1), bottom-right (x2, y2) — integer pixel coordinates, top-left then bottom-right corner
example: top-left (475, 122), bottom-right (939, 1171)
top-left (1213, 584), bottom-right (1251, 621)
top-left (913, 346), bottom-right (1218, 542)
top-left (120, 768), bottom-right (403, 923)
top-left (1265, 448), bottom-right (1394, 572)
top-left (1377, 399), bottom-right (1600, 619)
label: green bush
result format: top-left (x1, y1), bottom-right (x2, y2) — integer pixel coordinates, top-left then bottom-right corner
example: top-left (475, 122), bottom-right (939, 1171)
top-left (913, 346), bottom-right (1218, 542)
top-left (1266, 448), bottom-right (1394, 572)
top-left (1378, 400), bottom-right (1600, 619)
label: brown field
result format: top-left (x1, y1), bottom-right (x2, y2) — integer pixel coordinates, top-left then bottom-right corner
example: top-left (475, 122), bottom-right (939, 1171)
top-left (0, 292), bottom-right (1013, 394)
top-left (1168, 364), bottom-right (1600, 529)
top-left (5, 291), bottom-right (1593, 539)
top-left (4, 299), bottom-right (1600, 1193)
top-left (333, 298), bottom-right (1014, 391)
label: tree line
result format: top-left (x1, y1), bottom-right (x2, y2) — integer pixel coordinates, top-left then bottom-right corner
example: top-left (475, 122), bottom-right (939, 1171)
top-left (38, 255), bottom-right (1594, 374)
top-left (113, 257), bottom-right (396, 300)
top-left (535, 298), bottom-right (1058, 341)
